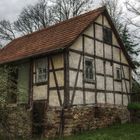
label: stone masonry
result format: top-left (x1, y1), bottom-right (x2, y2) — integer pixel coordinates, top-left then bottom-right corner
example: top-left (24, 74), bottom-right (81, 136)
top-left (44, 104), bottom-right (130, 138)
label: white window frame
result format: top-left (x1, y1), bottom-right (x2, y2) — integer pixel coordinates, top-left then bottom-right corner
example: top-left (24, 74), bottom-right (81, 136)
top-left (84, 58), bottom-right (95, 82)
top-left (35, 57), bottom-right (48, 84)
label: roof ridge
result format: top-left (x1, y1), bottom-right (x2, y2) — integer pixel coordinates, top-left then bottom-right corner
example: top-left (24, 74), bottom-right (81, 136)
top-left (0, 6), bottom-right (109, 65)
top-left (11, 6), bottom-right (106, 41)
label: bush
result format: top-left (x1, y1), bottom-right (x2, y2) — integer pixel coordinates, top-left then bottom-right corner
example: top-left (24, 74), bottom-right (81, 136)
top-left (127, 103), bottom-right (140, 110)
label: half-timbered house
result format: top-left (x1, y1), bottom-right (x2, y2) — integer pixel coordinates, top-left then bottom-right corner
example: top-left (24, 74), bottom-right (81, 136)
top-left (0, 6), bottom-right (134, 137)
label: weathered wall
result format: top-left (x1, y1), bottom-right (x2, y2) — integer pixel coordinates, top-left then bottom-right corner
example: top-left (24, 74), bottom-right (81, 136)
top-left (44, 105), bottom-right (130, 137)
top-left (33, 85), bottom-right (48, 100)
top-left (18, 63), bottom-right (30, 103)
top-left (33, 53), bottom-right (64, 107)
top-left (33, 58), bottom-right (48, 100)
top-left (69, 14), bottom-right (131, 106)
top-left (48, 53), bottom-right (64, 107)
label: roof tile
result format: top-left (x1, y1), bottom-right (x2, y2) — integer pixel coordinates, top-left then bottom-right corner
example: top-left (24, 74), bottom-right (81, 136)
top-left (0, 7), bottom-right (104, 64)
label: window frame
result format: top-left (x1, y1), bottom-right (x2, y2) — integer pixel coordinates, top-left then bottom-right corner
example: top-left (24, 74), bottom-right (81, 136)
top-left (116, 67), bottom-right (122, 81)
top-left (84, 58), bottom-right (95, 83)
top-left (103, 27), bottom-right (112, 45)
top-left (35, 57), bottom-right (48, 84)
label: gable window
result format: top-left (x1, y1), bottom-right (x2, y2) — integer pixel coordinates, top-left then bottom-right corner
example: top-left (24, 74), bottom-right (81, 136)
top-left (84, 58), bottom-right (94, 82)
top-left (116, 67), bottom-right (122, 80)
top-left (35, 57), bottom-right (48, 84)
top-left (103, 27), bottom-right (112, 44)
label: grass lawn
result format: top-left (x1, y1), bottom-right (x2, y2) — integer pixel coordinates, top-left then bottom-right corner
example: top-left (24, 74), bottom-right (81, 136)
top-left (46, 123), bottom-right (140, 140)
top-left (2, 123), bottom-right (139, 140)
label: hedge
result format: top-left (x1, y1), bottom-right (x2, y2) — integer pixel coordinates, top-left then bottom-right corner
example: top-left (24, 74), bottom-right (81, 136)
top-left (127, 103), bottom-right (140, 110)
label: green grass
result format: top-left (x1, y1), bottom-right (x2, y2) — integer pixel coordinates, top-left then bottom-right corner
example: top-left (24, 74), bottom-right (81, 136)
top-left (46, 123), bottom-right (140, 140)
top-left (2, 123), bottom-right (140, 140)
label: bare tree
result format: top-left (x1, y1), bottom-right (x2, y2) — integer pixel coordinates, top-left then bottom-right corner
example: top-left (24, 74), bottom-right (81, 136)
top-left (0, 0), bottom-right (95, 46)
top-left (14, 0), bottom-right (53, 35)
top-left (101, 0), bottom-right (140, 68)
top-left (0, 20), bottom-right (16, 42)
top-left (125, 0), bottom-right (140, 39)
top-left (50, 0), bottom-right (94, 22)
top-left (101, 0), bottom-right (124, 31)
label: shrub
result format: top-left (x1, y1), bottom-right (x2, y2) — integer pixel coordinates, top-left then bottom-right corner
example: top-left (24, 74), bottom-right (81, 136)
top-left (127, 103), bottom-right (140, 110)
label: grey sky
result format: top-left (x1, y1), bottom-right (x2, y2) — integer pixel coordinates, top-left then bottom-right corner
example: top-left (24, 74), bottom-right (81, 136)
top-left (0, 0), bottom-right (136, 22)
top-left (0, 0), bottom-right (130, 21)
top-left (0, 0), bottom-right (38, 21)
top-left (0, 0), bottom-right (128, 22)
top-left (0, 0), bottom-right (139, 57)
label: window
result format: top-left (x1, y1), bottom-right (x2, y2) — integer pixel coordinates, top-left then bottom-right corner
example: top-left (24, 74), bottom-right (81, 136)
top-left (103, 27), bottom-right (112, 44)
top-left (84, 58), bottom-right (94, 82)
top-left (116, 67), bottom-right (121, 80)
top-left (35, 57), bottom-right (48, 83)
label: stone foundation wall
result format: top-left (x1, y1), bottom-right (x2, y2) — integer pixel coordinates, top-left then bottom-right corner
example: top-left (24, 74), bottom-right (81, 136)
top-left (44, 104), bottom-right (130, 137)
top-left (0, 104), bottom-right (130, 138)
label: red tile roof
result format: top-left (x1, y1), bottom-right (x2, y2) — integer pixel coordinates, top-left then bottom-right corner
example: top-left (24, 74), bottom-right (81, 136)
top-left (0, 6), bottom-right (134, 68)
top-left (0, 7), bottom-right (105, 64)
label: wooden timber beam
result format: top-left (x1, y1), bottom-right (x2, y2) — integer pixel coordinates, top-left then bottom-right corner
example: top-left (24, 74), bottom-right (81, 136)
top-left (122, 66), bottom-right (130, 102)
top-left (64, 49), bottom-right (69, 107)
top-left (50, 56), bottom-right (62, 106)
top-left (28, 59), bottom-right (33, 109)
top-left (47, 56), bottom-right (50, 106)
top-left (71, 54), bottom-right (82, 105)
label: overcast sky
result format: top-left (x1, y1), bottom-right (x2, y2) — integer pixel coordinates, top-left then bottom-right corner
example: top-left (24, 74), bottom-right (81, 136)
top-left (0, 0), bottom-right (139, 57)
top-left (0, 0), bottom-right (136, 22)
top-left (0, 0), bottom-right (38, 21)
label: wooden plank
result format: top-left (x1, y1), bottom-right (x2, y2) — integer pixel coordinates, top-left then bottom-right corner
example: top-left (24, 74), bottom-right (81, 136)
top-left (96, 72), bottom-right (112, 78)
top-left (122, 66), bottom-right (130, 102)
top-left (111, 34), bottom-right (115, 105)
top-left (103, 60), bottom-right (107, 104)
top-left (69, 48), bottom-right (130, 67)
top-left (47, 56), bottom-right (50, 106)
top-left (93, 23), bottom-right (97, 104)
top-left (69, 68), bottom-right (125, 79)
top-left (120, 48), bottom-right (123, 105)
top-left (102, 16), bottom-right (107, 104)
top-left (69, 67), bottom-right (83, 72)
top-left (82, 35), bottom-right (86, 105)
top-left (69, 87), bottom-right (131, 95)
top-left (49, 86), bottom-right (64, 90)
top-left (129, 67), bottom-right (132, 103)
top-left (71, 54), bottom-right (82, 105)
top-left (28, 59), bottom-right (33, 108)
top-left (58, 108), bottom-right (65, 137)
top-left (50, 56), bottom-right (62, 106)
top-left (83, 33), bottom-right (120, 49)
top-left (49, 68), bottom-right (64, 72)
top-left (64, 49), bottom-right (69, 107)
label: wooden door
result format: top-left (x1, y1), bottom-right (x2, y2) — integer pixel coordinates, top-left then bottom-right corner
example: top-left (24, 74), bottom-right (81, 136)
top-left (32, 101), bottom-right (46, 137)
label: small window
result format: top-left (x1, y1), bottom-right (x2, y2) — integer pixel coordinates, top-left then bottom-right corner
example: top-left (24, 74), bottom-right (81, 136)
top-left (116, 67), bottom-right (121, 80)
top-left (35, 57), bottom-right (48, 83)
top-left (84, 58), bottom-right (94, 82)
top-left (103, 27), bottom-right (112, 44)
